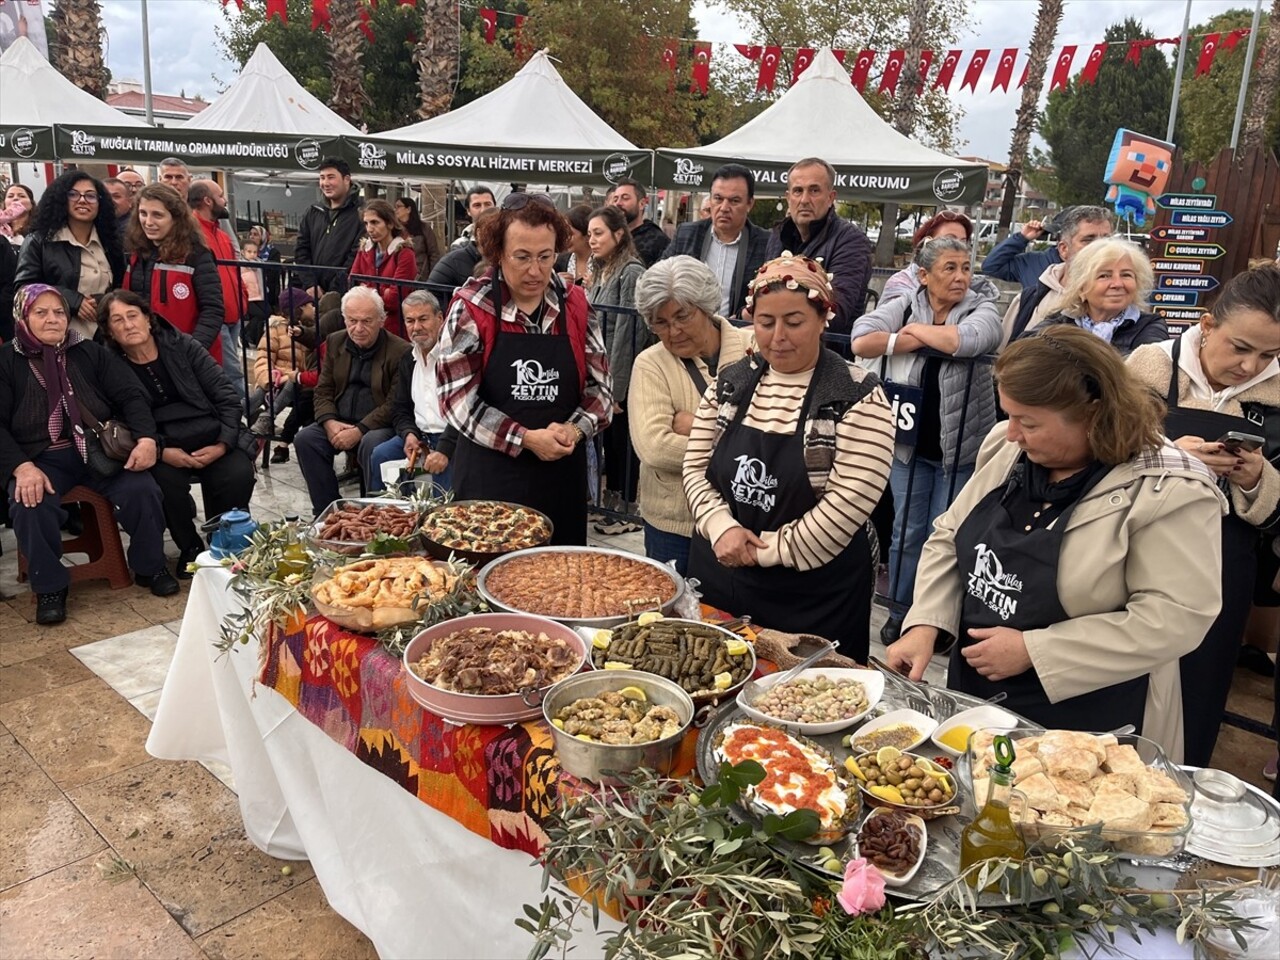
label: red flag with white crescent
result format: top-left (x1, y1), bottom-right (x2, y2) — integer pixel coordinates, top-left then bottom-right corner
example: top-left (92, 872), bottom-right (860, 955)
top-left (934, 49), bottom-right (961, 91)
top-left (792, 48), bottom-right (815, 84)
top-left (691, 42), bottom-right (712, 94)
top-left (991, 48), bottom-right (1017, 92)
top-left (757, 45), bottom-right (782, 91)
top-left (1225, 28), bottom-right (1250, 51)
top-left (310, 0), bottom-right (332, 31)
top-left (735, 44), bottom-right (762, 61)
top-left (832, 50), bottom-right (846, 64)
top-left (265, 0), bottom-right (287, 24)
top-left (662, 39), bottom-right (680, 92)
top-left (1195, 33), bottom-right (1220, 76)
top-left (879, 49), bottom-right (906, 94)
top-left (358, 5), bottom-right (374, 42)
top-left (914, 50), bottom-right (934, 93)
top-left (961, 49), bottom-right (990, 91)
top-left (1050, 45), bottom-right (1075, 90)
top-left (479, 8), bottom-right (497, 44)
top-left (1126, 40), bottom-right (1146, 65)
top-left (850, 49), bottom-right (876, 91)
top-left (1079, 42), bottom-right (1107, 84)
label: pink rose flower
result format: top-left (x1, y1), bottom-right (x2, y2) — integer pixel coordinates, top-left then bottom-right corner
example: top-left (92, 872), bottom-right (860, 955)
top-left (836, 857), bottom-right (886, 916)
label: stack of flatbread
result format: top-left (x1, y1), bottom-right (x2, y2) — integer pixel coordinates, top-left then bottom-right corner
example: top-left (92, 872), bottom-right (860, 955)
top-left (969, 730), bottom-right (1190, 856)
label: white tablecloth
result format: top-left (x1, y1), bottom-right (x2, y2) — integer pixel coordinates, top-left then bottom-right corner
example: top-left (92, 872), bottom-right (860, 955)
top-left (146, 559), bottom-right (617, 959)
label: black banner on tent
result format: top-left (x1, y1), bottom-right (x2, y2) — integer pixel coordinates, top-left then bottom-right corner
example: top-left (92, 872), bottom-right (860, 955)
top-left (0, 125), bottom-right (56, 162)
top-left (344, 137), bottom-right (653, 186)
top-left (51, 127), bottom-right (347, 172)
top-left (653, 151), bottom-right (987, 206)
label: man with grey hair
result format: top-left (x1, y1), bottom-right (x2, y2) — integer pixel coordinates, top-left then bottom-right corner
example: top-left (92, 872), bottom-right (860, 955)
top-left (293, 285), bottom-right (411, 514)
top-left (765, 157), bottom-right (872, 338)
top-left (367, 289), bottom-right (457, 492)
top-left (158, 158), bottom-right (191, 196)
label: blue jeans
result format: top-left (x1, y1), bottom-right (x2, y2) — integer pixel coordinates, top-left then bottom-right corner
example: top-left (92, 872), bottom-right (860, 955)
top-left (643, 522), bottom-right (691, 577)
top-left (367, 433), bottom-right (453, 493)
top-left (887, 457), bottom-right (974, 617)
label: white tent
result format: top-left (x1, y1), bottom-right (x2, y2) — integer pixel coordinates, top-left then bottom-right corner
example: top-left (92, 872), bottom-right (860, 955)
top-left (0, 36), bottom-right (147, 128)
top-left (654, 49), bottom-right (985, 205)
top-left (182, 43), bottom-right (360, 136)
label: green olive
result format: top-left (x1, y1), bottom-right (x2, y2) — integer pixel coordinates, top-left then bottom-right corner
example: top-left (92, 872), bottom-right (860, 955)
top-left (886, 770), bottom-right (904, 785)
top-left (903, 778), bottom-right (921, 791)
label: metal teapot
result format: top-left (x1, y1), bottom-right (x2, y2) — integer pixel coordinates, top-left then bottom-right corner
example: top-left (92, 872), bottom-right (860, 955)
top-left (209, 509), bottom-right (258, 559)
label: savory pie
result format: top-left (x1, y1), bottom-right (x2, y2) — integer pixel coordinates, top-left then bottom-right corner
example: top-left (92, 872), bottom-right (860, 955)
top-left (421, 501), bottom-right (552, 554)
top-left (313, 557), bottom-right (460, 630)
top-left (484, 550), bottom-right (678, 619)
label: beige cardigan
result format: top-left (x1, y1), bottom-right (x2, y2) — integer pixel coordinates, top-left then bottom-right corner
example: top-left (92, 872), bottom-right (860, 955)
top-left (628, 320), bottom-right (749, 537)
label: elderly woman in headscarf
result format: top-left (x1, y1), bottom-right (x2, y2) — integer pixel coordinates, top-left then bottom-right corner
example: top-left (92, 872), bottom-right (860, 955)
top-left (1, 285), bottom-right (175, 626)
top-left (682, 254), bottom-right (895, 660)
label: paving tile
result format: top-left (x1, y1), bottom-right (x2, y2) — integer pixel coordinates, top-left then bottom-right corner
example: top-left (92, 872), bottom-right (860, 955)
top-left (67, 759), bottom-right (314, 938)
top-left (199, 759), bottom-right (237, 794)
top-left (65, 601), bottom-right (155, 639)
top-left (196, 879), bottom-right (378, 960)
top-left (0, 650), bottom-right (96, 704)
top-left (123, 587), bottom-right (193, 627)
top-left (129, 689), bottom-right (163, 723)
top-left (0, 854), bottom-right (206, 960)
top-left (0, 678), bottom-right (153, 789)
top-left (0, 620), bottom-right (111, 667)
top-left (1211, 721), bottom-right (1273, 796)
top-left (71, 626), bottom-right (177, 701)
top-left (0, 735), bottom-right (107, 891)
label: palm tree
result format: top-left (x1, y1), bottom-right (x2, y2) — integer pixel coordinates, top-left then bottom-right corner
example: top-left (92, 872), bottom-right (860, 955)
top-left (328, 0), bottom-right (372, 126)
top-left (413, 0), bottom-right (461, 119)
top-left (999, 0), bottom-right (1064, 232)
top-left (50, 0), bottom-right (109, 98)
top-left (1241, 0), bottom-right (1280, 152)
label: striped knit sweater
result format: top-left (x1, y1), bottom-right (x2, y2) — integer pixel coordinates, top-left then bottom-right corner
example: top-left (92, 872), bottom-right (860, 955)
top-left (682, 350), bottom-right (895, 571)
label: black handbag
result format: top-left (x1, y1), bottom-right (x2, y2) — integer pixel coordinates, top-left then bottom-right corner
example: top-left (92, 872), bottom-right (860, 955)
top-left (79, 408), bottom-right (137, 472)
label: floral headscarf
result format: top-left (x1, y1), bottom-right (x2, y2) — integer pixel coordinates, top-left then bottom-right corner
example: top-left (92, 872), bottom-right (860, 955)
top-left (744, 252), bottom-right (837, 322)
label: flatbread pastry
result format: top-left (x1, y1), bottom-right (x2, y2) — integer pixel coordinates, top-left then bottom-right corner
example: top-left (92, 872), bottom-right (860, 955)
top-left (1042, 747), bottom-right (1099, 782)
top-left (1103, 743), bottom-right (1146, 777)
top-left (1086, 782), bottom-right (1154, 832)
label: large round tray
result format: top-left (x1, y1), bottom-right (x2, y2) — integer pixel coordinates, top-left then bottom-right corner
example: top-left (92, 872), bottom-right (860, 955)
top-left (311, 557), bottom-right (459, 634)
top-left (418, 500), bottom-right (553, 568)
top-left (307, 497), bottom-right (422, 557)
top-left (476, 545), bottom-right (684, 628)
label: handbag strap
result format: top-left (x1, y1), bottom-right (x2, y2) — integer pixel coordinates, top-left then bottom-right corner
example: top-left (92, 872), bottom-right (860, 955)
top-left (680, 357), bottom-right (708, 395)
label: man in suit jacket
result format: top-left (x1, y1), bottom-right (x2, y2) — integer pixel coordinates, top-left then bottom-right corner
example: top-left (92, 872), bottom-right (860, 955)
top-left (659, 164), bottom-right (769, 320)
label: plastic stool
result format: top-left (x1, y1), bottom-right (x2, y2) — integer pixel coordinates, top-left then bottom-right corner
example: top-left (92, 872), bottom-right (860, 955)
top-left (17, 485), bottom-right (133, 590)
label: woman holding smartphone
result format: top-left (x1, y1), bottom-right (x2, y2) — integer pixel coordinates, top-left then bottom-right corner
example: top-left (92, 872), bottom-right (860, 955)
top-left (1128, 262), bottom-right (1280, 767)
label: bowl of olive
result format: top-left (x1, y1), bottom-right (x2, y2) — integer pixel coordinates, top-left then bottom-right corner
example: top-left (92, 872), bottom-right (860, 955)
top-left (845, 746), bottom-right (959, 813)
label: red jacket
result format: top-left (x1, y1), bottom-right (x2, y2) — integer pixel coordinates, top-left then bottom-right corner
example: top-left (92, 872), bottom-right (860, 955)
top-left (350, 237), bottom-right (417, 338)
top-left (123, 248), bottom-right (225, 361)
top-left (197, 216), bottom-right (246, 327)
top-left (460, 280), bottom-right (592, 392)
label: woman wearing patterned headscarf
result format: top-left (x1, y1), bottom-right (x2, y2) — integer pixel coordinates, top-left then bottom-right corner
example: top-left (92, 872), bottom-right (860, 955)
top-left (682, 253), bottom-right (894, 660)
top-left (1, 285), bottom-right (176, 626)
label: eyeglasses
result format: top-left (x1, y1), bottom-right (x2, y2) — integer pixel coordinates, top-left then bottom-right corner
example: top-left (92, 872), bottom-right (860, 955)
top-left (649, 307), bottom-right (702, 333)
top-left (123, 182), bottom-right (143, 193)
top-left (507, 252), bottom-right (557, 269)
top-left (67, 190), bottom-right (99, 204)
top-left (501, 192), bottom-right (554, 211)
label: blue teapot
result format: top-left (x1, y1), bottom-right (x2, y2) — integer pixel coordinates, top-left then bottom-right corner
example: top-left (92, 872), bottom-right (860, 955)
top-left (210, 509), bottom-right (259, 559)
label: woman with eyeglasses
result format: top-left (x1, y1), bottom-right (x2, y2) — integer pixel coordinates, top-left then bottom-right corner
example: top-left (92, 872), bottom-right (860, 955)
top-left (879, 211), bottom-right (973, 304)
top-left (437, 192), bottom-right (613, 545)
top-left (14, 171), bottom-right (125, 340)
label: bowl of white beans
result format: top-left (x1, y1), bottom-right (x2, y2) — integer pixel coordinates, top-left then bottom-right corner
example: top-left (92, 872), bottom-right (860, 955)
top-left (736, 668), bottom-right (885, 735)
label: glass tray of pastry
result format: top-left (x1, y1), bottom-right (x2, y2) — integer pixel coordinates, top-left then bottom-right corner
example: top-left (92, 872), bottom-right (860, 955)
top-left (312, 556), bottom-right (463, 632)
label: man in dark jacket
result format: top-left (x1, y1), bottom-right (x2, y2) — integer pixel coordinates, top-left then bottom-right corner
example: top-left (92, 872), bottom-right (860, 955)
top-left (294, 286), bottom-right (411, 514)
top-left (981, 219), bottom-right (1062, 292)
top-left (611, 178), bottom-right (668, 267)
top-left (293, 157), bottom-right (363, 298)
top-left (765, 158), bottom-right (872, 338)
top-left (659, 163), bottom-right (769, 319)
top-left (427, 240), bottom-right (483, 306)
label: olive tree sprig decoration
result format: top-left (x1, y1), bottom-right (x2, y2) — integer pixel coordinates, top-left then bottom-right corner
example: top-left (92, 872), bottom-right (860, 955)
top-left (213, 521), bottom-right (315, 657)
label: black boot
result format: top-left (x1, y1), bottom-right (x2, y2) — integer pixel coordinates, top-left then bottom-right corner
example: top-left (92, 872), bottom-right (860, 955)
top-left (879, 615), bottom-right (904, 645)
top-left (136, 569), bottom-right (180, 597)
top-left (36, 587), bottom-right (69, 625)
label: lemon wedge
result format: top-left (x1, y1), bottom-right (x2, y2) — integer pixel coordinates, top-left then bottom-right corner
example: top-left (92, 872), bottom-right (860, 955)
top-left (617, 685), bottom-right (648, 701)
top-left (876, 746), bottom-right (902, 767)
top-left (844, 756), bottom-right (867, 781)
top-left (713, 671), bottom-right (733, 690)
top-left (725, 638), bottom-right (749, 656)
top-left (637, 611), bottom-right (664, 626)
top-left (591, 630), bottom-right (612, 650)
top-left (603, 661), bottom-right (631, 670)
top-left (550, 718), bottom-right (565, 729)
top-left (869, 784), bottom-right (905, 805)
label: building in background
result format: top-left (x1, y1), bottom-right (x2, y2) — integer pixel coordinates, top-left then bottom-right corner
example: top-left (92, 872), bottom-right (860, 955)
top-left (961, 156), bottom-right (1060, 226)
top-left (107, 80), bottom-right (207, 127)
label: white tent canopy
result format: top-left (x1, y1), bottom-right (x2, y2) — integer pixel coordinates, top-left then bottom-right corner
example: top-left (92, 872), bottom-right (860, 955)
top-left (654, 49), bottom-right (985, 205)
top-left (0, 36), bottom-right (147, 127)
top-left (182, 43), bottom-right (360, 136)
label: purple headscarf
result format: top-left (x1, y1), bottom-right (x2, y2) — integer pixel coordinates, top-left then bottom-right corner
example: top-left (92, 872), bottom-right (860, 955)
top-left (13, 284), bottom-right (88, 460)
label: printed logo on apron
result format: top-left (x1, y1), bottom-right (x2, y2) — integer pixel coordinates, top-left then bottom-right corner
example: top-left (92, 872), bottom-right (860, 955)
top-left (730, 454), bottom-right (779, 512)
top-left (967, 542), bottom-right (1024, 621)
top-left (509, 358), bottom-right (560, 403)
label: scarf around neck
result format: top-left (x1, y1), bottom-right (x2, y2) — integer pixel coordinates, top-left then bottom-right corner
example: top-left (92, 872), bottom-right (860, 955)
top-left (13, 285), bottom-right (88, 460)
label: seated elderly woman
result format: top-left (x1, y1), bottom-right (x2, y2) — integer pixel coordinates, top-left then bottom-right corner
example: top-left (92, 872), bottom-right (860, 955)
top-left (629, 256), bottom-right (750, 574)
top-left (682, 253), bottom-right (894, 661)
top-left (1, 285), bottom-right (174, 626)
top-left (851, 237), bottom-right (1003, 642)
top-left (98, 290), bottom-right (256, 577)
top-left (1019, 238), bottom-right (1167, 355)
top-left (887, 326), bottom-right (1226, 763)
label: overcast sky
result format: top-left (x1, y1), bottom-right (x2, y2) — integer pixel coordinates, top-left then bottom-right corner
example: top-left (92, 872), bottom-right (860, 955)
top-left (97, 0), bottom-right (1257, 158)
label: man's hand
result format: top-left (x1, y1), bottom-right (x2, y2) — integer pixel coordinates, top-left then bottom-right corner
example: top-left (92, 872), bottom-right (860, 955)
top-left (189, 443), bottom-right (228, 467)
top-left (12, 462), bottom-right (55, 508)
top-left (424, 451), bottom-right (449, 474)
top-left (1020, 220), bottom-right (1046, 241)
top-left (713, 527), bottom-right (766, 568)
top-left (885, 626), bottom-right (940, 682)
top-left (672, 411), bottom-right (694, 436)
top-left (523, 428), bottom-right (575, 461)
top-left (125, 437), bottom-right (158, 471)
top-left (403, 432), bottom-right (421, 462)
top-left (961, 626), bottom-right (1032, 682)
top-left (332, 426), bottom-right (362, 451)
top-left (323, 420), bottom-right (344, 444)
top-left (162, 447), bottom-right (199, 469)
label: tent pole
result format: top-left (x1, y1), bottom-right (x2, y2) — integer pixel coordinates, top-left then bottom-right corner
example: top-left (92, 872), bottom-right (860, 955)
top-left (140, 0), bottom-right (155, 126)
top-left (446, 180), bottom-right (456, 243)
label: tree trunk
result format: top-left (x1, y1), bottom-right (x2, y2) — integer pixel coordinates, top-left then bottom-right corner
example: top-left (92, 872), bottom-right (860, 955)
top-left (999, 0), bottom-right (1064, 235)
top-left (1241, 0), bottom-right (1280, 152)
top-left (877, 0), bottom-right (932, 267)
top-left (328, 0), bottom-right (372, 126)
top-left (414, 0), bottom-right (461, 120)
top-left (50, 0), bottom-right (108, 99)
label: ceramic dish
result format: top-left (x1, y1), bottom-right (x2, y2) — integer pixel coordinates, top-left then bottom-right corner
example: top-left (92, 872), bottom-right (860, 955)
top-left (849, 709), bottom-right (938, 754)
top-left (418, 500), bottom-right (553, 567)
top-left (930, 704), bottom-right (1020, 758)
top-left (858, 808), bottom-right (928, 887)
top-left (736, 668), bottom-right (885, 736)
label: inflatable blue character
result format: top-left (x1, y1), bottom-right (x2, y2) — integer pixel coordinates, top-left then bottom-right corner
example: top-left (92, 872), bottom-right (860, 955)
top-left (1103, 128), bottom-right (1175, 228)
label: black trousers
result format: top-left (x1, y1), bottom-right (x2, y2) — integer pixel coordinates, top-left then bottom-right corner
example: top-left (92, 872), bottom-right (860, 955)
top-left (603, 409), bottom-right (640, 504)
top-left (280, 389), bottom-right (314, 444)
top-left (151, 449), bottom-right (257, 553)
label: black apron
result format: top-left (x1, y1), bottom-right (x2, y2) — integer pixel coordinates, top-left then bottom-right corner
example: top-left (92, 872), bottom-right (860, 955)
top-left (688, 362), bottom-right (872, 661)
top-left (451, 275), bottom-right (588, 545)
top-left (1162, 336), bottom-right (1259, 765)
top-left (949, 468), bottom-right (1148, 733)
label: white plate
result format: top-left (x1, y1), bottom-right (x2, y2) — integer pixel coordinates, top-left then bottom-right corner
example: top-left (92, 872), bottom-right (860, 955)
top-left (1181, 765), bottom-right (1280, 868)
top-left (736, 668), bottom-right (885, 735)
top-left (849, 708), bottom-right (937, 754)
top-left (858, 808), bottom-right (927, 887)
top-left (931, 705), bottom-right (1020, 758)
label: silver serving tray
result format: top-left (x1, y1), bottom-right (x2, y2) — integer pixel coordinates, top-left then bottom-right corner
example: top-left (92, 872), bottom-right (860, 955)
top-left (307, 497), bottom-right (421, 556)
top-left (476, 545), bottom-right (685, 628)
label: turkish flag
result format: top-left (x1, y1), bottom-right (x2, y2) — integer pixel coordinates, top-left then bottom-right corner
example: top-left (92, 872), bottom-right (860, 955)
top-left (662, 39), bottom-right (679, 92)
top-left (758, 45), bottom-right (782, 91)
top-left (735, 44), bottom-right (762, 61)
top-left (1225, 28), bottom-right (1250, 51)
top-left (914, 50), bottom-right (934, 93)
top-left (879, 49), bottom-right (906, 94)
top-left (850, 49), bottom-right (876, 91)
top-left (310, 0), bottom-right (331, 32)
top-left (934, 49), bottom-right (961, 91)
top-left (792, 48), bottom-right (815, 85)
top-left (691, 42), bottom-right (712, 94)
top-left (961, 49), bottom-right (990, 91)
top-left (1126, 40), bottom-right (1158, 66)
top-left (991, 48), bottom-right (1017, 92)
top-left (1079, 42), bottom-right (1107, 84)
top-left (479, 8), bottom-right (496, 44)
top-left (358, 6), bottom-right (374, 42)
top-left (1195, 33), bottom-right (1220, 76)
top-left (220, 0), bottom-right (244, 9)
top-left (514, 15), bottom-right (527, 60)
top-left (265, 0), bottom-right (287, 24)
top-left (1050, 45), bottom-right (1076, 90)
top-left (832, 50), bottom-right (846, 64)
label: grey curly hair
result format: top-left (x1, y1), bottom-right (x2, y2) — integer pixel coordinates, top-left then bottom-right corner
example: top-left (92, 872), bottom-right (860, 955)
top-left (634, 256), bottom-right (723, 327)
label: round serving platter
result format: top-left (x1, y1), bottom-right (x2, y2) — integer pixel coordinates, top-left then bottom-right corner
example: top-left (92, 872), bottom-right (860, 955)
top-left (1179, 767), bottom-right (1280, 868)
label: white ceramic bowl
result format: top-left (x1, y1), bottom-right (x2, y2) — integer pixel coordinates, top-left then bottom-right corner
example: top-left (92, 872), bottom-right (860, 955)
top-left (858, 807), bottom-right (928, 887)
top-left (931, 704), bottom-right (1020, 758)
top-left (736, 668), bottom-right (884, 735)
top-left (849, 708), bottom-right (938, 754)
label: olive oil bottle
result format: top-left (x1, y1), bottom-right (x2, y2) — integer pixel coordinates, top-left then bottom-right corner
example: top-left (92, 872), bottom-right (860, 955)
top-left (959, 734), bottom-right (1026, 890)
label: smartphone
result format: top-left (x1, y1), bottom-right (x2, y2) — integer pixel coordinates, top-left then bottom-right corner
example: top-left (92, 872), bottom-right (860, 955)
top-left (1218, 431), bottom-right (1265, 454)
